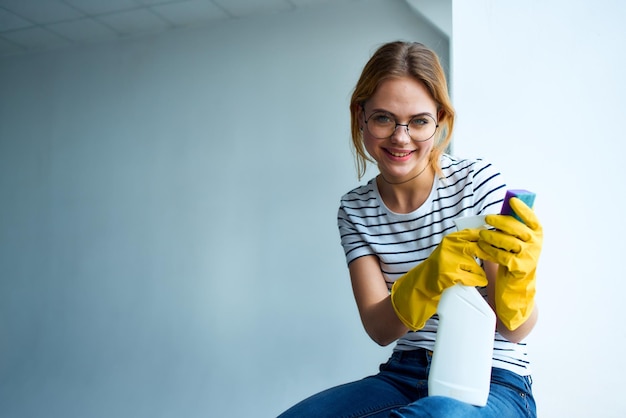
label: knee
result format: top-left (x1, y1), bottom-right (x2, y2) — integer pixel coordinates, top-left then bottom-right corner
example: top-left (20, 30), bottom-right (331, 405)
top-left (390, 396), bottom-right (475, 417)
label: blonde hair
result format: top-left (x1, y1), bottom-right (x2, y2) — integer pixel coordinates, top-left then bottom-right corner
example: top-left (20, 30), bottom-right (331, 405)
top-left (350, 41), bottom-right (455, 180)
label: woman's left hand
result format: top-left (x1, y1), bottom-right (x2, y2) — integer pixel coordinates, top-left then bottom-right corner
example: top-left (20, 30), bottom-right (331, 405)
top-left (478, 197), bottom-right (543, 331)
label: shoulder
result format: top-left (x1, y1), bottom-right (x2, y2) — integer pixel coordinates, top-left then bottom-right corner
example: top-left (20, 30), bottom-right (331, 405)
top-left (340, 178), bottom-right (377, 207)
top-left (438, 154), bottom-right (507, 214)
top-left (337, 177), bottom-right (384, 233)
top-left (439, 154), bottom-right (501, 181)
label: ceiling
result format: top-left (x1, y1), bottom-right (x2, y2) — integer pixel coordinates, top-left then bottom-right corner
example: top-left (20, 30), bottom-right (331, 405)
top-left (0, 0), bottom-right (344, 58)
top-left (0, 0), bottom-right (448, 59)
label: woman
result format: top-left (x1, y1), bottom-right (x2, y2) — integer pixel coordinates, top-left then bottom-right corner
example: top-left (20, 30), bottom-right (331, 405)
top-left (278, 41), bottom-right (542, 418)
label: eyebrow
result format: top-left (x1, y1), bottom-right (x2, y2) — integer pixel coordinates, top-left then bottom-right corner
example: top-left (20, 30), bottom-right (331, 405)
top-left (368, 109), bottom-right (436, 119)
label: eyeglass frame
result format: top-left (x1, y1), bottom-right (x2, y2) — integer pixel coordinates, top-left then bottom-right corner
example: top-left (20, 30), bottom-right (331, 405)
top-left (361, 105), bottom-right (439, 143)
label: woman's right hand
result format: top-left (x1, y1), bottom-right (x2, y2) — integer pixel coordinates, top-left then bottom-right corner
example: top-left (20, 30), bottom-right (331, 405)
top-left (390, 229), bottom-right (488, 331)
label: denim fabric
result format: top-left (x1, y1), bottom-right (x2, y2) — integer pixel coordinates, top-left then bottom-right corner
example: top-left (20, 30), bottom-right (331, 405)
top-left (277, 349), bottom-right (536, 418)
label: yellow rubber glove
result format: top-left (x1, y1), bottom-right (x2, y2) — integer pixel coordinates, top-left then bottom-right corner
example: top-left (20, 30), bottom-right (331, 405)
top-left (479, 197), bottom-right (543, 331)
top-left (391, 229), bottom-right (489, 331)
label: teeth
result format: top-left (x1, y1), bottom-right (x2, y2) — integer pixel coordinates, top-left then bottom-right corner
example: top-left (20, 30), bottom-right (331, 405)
top-left (390, 151), bottom-right (411, 157)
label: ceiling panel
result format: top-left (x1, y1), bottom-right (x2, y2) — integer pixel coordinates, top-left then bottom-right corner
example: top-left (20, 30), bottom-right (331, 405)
top-left (63, 0), bottom-right (145, 16)
top-left (150, 1), bottom-right (229, 26)
top-left (212, 0), bottom-right (293, 18)
top-left (0, 34), bottom-right (21, 54)
top-left (0, 0), bottom-right (388, 59)
top-left (0, 8), bottom-right (33, 31)
top-left (48, 18), bottom-right (119, 43)
top-left (96, 8), bottom-right (171, 35)
top-left (1, 25), bottom-right (71, 50)
top-left (0, 0), bottom-right (83, 24)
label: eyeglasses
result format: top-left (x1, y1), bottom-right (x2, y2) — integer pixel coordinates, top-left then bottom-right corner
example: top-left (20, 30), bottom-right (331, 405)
top-left (363, 109), bottom-right (438, 142)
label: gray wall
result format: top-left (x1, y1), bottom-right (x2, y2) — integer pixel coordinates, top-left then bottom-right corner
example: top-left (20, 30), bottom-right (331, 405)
top-left (0, 1), bottom-right (448, 417)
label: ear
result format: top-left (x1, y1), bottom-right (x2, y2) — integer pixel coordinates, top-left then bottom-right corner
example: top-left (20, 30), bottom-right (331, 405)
top-left (355, 105), bottom-right (365, 131)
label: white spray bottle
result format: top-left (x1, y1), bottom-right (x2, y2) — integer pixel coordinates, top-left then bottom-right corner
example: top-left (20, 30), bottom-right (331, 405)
top-left (429, 191), bottom-right (536, 406)
top-left (427, 214), bottom-right (496, 407)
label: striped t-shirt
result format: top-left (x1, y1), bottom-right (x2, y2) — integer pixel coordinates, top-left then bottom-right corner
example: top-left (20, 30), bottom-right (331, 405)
top-left (337, 154), bottom-right (531, 376)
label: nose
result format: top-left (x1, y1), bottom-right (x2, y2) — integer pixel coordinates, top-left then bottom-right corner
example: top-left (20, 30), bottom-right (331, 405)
top-left (390, 123), bottom-right (411, 143)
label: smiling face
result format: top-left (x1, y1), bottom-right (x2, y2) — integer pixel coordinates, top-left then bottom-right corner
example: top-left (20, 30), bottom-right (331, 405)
top-left (359, 76), bottom-right (439, 184)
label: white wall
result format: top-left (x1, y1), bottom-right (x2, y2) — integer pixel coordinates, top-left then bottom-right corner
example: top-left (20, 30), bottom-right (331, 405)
top-left (0, 1), bottom-right (448, 417)
top-left (452, 1), bottom-right (626, 417)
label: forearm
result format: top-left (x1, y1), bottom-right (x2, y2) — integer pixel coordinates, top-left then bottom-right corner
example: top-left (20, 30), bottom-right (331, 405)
top-left (484, 260), bottom-right (537, 343)
top-left (495, 304), bottom-right (538, 343)
top-left (358, 294), bottom-right (409, 346)
top-left (349, 256), bottom-right (409, 346)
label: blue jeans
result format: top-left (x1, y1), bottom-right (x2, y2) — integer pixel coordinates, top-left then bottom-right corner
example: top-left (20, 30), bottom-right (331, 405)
top-left (278, 349), bottom-right (536, 418)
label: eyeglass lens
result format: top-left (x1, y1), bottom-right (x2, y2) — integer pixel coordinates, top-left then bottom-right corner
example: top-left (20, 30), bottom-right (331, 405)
top-left (365, 112), bottom-right (437, 141)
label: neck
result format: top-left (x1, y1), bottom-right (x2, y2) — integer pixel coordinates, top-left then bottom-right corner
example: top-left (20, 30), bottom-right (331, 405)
top-left (377, 163), bottom-right (434, 214)
top-left (379, 162), bottom-right (430, 185)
